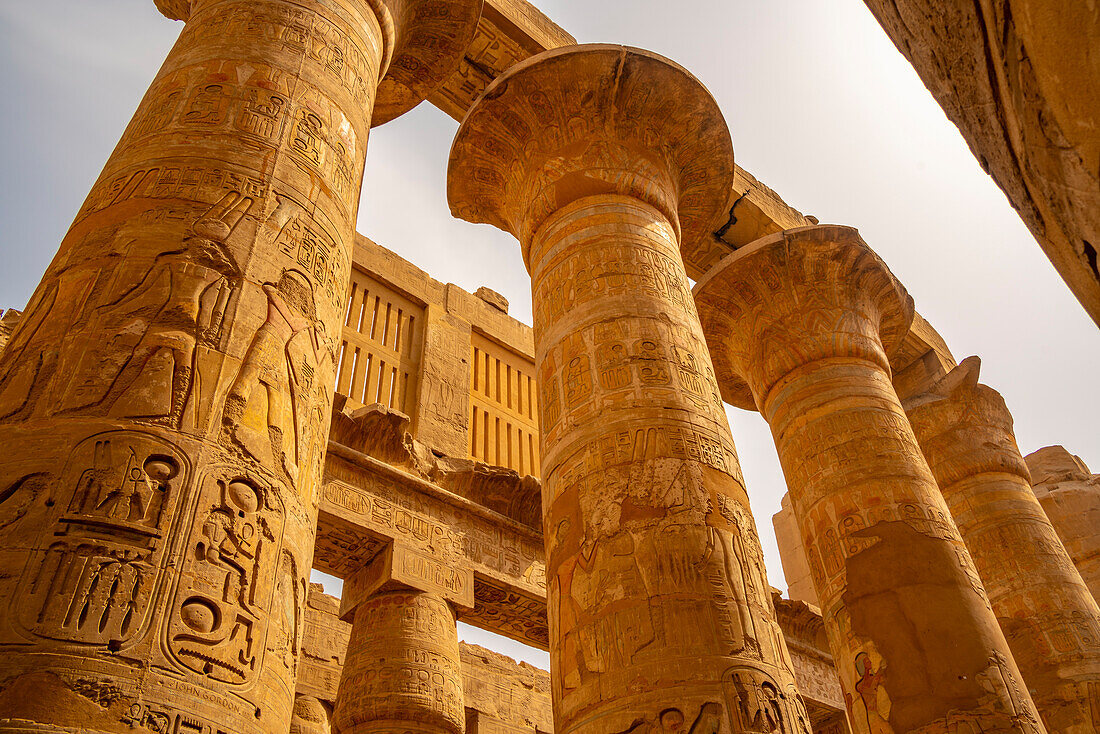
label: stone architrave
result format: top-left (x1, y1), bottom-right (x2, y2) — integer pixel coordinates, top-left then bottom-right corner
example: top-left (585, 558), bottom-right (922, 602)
top-left (333, 542), bottom-right (471, 734)
top-left (694, 225), bottom-right (1046, 734)
top-left (1026, 446), bottom-right (1100, 604)
top-left (0, 1), bottom-right (481, 732)
top-left (449, 44), bottom-right (813, 734)
top-left (906, 357), bottom-right (1100, 733)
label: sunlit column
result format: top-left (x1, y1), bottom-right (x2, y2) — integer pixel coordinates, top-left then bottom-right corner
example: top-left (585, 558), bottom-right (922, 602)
top-left (0, 0), bottom-right (480, 731)
top-left (448, 44), bottom-right (813, 734)
top-left (906, 357), bottom-right (1100, 733)
top-left (694, 224), bottom-right (1047, 734)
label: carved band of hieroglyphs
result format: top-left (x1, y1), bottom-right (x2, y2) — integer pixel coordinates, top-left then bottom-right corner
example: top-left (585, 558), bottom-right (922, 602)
top-left (464, 577), bottom-right (550, 650)
top-left (800, 492), bottom-right (976, 610)
top-left (321, 472), bottom-right (546, 594)
top-left (532, 238), bottom-right (697, 325)
top-left (102, 64), bottom-right (361, 215)
top-left (537, 314), bottom-right (725, 435)
top-left (176, 2), bottom-right (376, 104)
top-left (336, 591), bottom-right (464, 730)
top-left (343, 543), bottom-right (474, 616)
top-left (543, 423), bottom-right (740, 490)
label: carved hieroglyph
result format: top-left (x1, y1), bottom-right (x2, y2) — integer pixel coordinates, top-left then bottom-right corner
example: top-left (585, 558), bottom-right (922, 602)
top-left (449, 45), bottom-right (812, 734)
top-left (0, 0), bottom-right (480, 732)
top-left (694, 225), bottom-right (1046, 734)
top-left (1026, 446), bottom-right (1100, 605)
top-left (906, 357), bottom-right (1100, 733)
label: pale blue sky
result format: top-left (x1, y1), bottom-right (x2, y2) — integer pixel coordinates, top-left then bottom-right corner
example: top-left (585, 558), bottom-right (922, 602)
top-left (1, 0), bottom-right (1097, 668)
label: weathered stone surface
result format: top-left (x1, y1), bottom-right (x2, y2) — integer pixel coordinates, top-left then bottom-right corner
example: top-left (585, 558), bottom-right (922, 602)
top-left (773, 494), bottom-right (819, 607)
top-left (297, 584), bottom-right (351, 705)
top-left (695, 224), bottom-right (1045, 733)
top-left (1026, 446), bottom-right (1100, 605)
top-left (0, 0), bottom-right (481, 731)
top-left (475, 287), bottom-right (509, 314)
top-left (862, 0), bottom-right (1100, 326)
top-left (300, 571), bottom-right (848, 734)
top-left (461, 643), bottom-right (554, 734)
top-left (317, 442), bottom-right (548, 649)
top-left (0, 309), bottom-right (20, 356)
top-left (329, 396), bottom-right (417, 468)
top-left (335, 589), bottom-right (465, 734)
top-left (341, 235), bottom-right (539, 474)
top-left (450, 44), bottom-right (812, 734)
top-left (290, 696), bottom-right (332, 734)
top-left (906, 357), bottom-right (1100, 733)
top-left (771, 593), bottom-right (851, 733)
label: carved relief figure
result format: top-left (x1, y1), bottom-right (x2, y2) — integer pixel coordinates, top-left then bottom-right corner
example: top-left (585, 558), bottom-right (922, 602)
top-left (55, 199), bottom-right (249, 428)
top-left (853, 652), bottom-right (892, 734)
top-left (223, 269), bottom-right (329, 489)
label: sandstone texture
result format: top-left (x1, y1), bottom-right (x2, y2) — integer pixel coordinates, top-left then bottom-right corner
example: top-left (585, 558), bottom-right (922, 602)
top-left (449, 44), bottom-right (813, 734)
top-left (1, 2), bottom-right (1088, 734)
top-left (863, 0), bottom-right (1100, 326)
top-left (906, 357), bottom-right (1100, 732)
top-left (1026, 446), bottom-right (1100, 604)
top-left (695, 224), bottom-right (1045, 733)
top-left (0, 0), bottom-right (480, 731)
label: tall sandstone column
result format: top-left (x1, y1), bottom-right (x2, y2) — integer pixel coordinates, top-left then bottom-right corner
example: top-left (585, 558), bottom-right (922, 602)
top-left (448, 45), bottom-right (812, 734)
top-left (905, 357), bottom-right (1100, 733)
top-left (0, 1), bottom-right (479, 732)
top-left (694, 225), bottom-right (1046, 734)
top-left (1026, 446), bottom-right (1100, 604)
top-left (333, 543), bottom-right (471, 734)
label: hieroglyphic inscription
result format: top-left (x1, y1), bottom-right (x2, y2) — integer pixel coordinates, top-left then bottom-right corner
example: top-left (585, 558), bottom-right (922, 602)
top-left (165, 469), bottom-right (285, 684)
top-left (13, 431), bottom-right (190, 648)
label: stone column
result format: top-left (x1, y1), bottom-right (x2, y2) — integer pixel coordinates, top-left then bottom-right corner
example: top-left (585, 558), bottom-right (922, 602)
top-left (292, 696), bottom-right (333, 734)
top-left (448, 45), bottom-right (812, 734)
top-left (905, 357), bottom-right (1100, 733)
top-left (694, 225), bottom-right (1046, 734)
top-left (1026, 446), bottom-right (1100, 604)
top-left (333, 543), bottom-right (471, 734)
top-left (0, 1), bottom-right (479, 732)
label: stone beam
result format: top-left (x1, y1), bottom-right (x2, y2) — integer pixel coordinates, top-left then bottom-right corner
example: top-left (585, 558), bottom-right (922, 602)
top-left (862, 1), bottom-right (1100, 326)
top-left (316, 442), bottom-right (549, 649)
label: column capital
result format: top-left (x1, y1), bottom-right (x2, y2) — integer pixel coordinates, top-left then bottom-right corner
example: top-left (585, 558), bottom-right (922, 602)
top-left (693, 224), bottom-right (914, 410)
top-left (340, 541), bottom-right (474, 621)
top-left (154, 0), bottom-right (191, 21)
top-left (155, 0), bottom-right (483, 127)
top-left (447, 44), bottom-right (735, 272)
top-left (369, 0), bottom-right (484, 127)
top-left (905, 356), bottom-right (1032, 487)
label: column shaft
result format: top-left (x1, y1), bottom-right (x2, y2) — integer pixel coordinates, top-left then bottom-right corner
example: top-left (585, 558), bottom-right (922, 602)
top-left (0, 1), bottom-right (378, 730)
top-left (694, 226), bottom-right (1047, 734)
top-left (1027, 447), bottom-right (1100, 604)
top-left (535, 195), bottom-right (807, 733)
top-left (767, 359), bottom-right (1037, 733)
top-left (448, 45), bottom-right (813, 734)
top-left (334, 590), bottom-right (465, 734)
top-left (906, 361), bottom-right (1100, 733)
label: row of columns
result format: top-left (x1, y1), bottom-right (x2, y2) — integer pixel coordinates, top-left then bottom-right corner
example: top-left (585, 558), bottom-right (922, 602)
top-left (0, 1), bottom-right (1095, 731)
top-left (448, 45), bottom-right (1100, 734)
